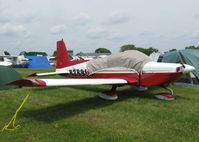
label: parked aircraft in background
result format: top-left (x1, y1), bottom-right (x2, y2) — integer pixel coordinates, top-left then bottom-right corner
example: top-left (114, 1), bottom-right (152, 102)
top-left (9, 39), bottom-right (195, 101)
top-left (78, 53), bottom-right (110, 60)
top-left (47, 56), bottom-right (56, 66)
top-left (0, 54), bottom-right (29, 67)
top-left (0, 60), bottom-right (12, 66)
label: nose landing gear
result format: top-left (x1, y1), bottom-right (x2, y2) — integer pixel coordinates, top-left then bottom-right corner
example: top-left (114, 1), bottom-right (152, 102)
top-left (155, 86), bottom-right (175, 101)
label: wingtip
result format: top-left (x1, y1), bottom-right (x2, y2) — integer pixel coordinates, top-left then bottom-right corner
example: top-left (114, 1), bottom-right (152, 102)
top-left (7, 79), bottom-right (46, 87)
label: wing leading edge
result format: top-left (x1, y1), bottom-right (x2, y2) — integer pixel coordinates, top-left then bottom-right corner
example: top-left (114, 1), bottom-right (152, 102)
top-left (8, 78), bottom-right (135, 87)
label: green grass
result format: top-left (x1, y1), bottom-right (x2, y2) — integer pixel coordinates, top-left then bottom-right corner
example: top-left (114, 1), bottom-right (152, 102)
top-left (0, 68), bottom-right (199, 142)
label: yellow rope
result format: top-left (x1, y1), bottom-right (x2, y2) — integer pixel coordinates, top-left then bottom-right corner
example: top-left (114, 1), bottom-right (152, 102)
top-left (1, 89), bottom-right (31, 132)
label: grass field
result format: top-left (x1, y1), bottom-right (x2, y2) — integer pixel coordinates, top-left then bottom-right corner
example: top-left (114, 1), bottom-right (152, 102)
top-left (0, 68), bottom-right (199, 142)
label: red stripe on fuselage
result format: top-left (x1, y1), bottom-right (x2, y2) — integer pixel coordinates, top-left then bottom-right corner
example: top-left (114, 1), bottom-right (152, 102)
top-left (62, 71), bottom-right (182, 86)
top-left (140, 72), bottom-right (182, 86)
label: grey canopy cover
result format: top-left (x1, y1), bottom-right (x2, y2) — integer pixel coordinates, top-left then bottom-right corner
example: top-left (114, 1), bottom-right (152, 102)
top-left (87, 50), bottom-right (151, 73)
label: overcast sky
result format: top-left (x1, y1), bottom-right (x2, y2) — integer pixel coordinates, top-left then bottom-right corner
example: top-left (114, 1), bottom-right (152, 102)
top-left (0, 0), bottom-right (199, 55)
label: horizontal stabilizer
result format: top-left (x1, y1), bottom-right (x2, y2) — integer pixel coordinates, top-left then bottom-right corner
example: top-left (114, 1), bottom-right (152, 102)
top-left (27, 71), bottom-right (67, 77)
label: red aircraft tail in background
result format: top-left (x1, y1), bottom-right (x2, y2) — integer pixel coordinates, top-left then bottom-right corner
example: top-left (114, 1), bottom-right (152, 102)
top-left (56, 39), bottom-right (87, 69)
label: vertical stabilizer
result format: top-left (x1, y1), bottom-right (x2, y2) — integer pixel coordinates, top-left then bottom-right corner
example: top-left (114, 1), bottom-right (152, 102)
top-left (56, 39), bottom-right (70, 68)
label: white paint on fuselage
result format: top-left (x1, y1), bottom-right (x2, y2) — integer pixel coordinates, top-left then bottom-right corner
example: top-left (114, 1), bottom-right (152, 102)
top-left (142, 61), bottom-right (195, 73)
top-left (142, 62), bottom-right (182, 73)
top-left (56, 62), bottom-right (88, 73)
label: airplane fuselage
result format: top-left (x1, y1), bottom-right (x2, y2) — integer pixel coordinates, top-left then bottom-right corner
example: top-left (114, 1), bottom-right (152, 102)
top-left (55, 61), bottom-right (194, 86)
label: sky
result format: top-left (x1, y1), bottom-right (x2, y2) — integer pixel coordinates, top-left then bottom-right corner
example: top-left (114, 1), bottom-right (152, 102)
top-left (0, 0), bottom-right (199, 55)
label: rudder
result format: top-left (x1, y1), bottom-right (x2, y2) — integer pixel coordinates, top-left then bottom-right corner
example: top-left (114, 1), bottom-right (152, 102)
top-left (56, 39), bottom-right (70, 68)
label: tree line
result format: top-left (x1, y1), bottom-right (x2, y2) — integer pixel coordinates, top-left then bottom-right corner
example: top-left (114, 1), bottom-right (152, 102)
top-left (94, 45), bottom-right (159, 56)
top-left (95, 44), bottom-right (199, 55)
top-left (3, 44), bottom-right (199, 57)
top-left (185, 45), bottom-right (199, 49)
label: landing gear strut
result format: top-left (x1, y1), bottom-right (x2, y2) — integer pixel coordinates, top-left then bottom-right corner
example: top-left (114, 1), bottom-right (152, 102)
top-left (154, 85), bottom-right (175, 101)
top-left (97, 85), bottom-right (118, 101)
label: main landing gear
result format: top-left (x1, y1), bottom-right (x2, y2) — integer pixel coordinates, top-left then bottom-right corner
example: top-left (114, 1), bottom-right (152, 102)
top-left (97, 85), bottom-right (118, 101)
top-left (97, 84), bottom-right (175, 101)
top-left (154, 86), bottom-right (175, 101)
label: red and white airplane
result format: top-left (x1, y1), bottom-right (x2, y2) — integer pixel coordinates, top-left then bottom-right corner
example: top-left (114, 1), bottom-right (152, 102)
top-left (9, 39), bottom-right (195, 101)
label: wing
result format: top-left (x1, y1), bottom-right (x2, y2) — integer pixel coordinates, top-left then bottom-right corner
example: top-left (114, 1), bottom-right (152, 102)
top-left (8, 78), bottom-right (137, 87)
top-left (0, 55), bottom-right (18, 58)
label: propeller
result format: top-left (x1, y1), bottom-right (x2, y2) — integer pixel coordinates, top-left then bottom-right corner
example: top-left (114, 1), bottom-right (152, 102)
top-left (179, 58), bottom-right (185, 68)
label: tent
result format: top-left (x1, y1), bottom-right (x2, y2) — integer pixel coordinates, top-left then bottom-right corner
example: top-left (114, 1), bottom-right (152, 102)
top-left (161, 49), bottom-right (199, 84)
top-left (25, 56), bottom-right (52, 68)
top-left (0, 66), bottom-right (22, 90)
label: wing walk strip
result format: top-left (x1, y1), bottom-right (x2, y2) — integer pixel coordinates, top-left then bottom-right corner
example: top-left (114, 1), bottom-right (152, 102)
top-left (8, 78), bottom-right (130, 87)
